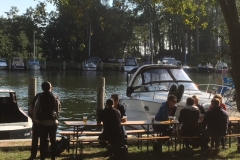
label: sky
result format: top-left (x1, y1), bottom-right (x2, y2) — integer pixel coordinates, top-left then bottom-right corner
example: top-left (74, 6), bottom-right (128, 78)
top-left (0, 0), bottom-right (56, 17)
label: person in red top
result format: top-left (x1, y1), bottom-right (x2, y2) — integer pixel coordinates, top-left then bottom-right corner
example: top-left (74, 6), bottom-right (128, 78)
top-left (208, 94), bottom-right (227, 150)
top-left (208, 94), bottom-right (227, 111)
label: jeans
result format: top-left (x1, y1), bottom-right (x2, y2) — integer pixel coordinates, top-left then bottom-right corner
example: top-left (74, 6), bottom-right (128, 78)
top-left (30, 122), bottom-right (40, 158)
top-left (39, 124), bottom-right (57, 160)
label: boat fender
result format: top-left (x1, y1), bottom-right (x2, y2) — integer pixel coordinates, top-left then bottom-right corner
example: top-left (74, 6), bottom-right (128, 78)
top-left (126, 86), bottom-right (134, 97)
top-left (175, 84), bottom-right (184, 103)
top-left (168, 84), bottom-right (177, 97)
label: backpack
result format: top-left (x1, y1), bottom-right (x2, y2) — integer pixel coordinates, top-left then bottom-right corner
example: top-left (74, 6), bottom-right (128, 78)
top-left (48, 136), bottom-right (69, 156)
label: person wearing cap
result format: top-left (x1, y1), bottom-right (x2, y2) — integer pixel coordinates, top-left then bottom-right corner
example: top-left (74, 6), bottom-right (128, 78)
top-left (33, 81), bottom-right (61, 160)
top-left (97, 98), bottom-right (125, 158)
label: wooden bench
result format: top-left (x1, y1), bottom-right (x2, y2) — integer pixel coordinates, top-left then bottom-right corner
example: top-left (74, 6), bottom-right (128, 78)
top-left (59, 129), bottom-right (148, 152)
top-left (71, 136), bottom-right (170, 159)
top-left (170, 134), bottom-right (240, 154)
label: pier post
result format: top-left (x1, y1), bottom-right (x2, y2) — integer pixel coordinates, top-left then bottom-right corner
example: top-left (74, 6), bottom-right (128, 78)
top-left (63, 61), bottom-right (66, 70)
top-left (97, 77), bottom-right (105, 116)
top-left (8, 60), bottom-right (11, 70)
top-left (100, 62), bottom-right (103, 70)
top-left (26, 60), bottom-right (29, 70)
top-left (28, 78), bottom-right (36, 106)
top-left (43, 61), bottom-right (46, 70)
top-left (119, 63), bottom-right (121, 71)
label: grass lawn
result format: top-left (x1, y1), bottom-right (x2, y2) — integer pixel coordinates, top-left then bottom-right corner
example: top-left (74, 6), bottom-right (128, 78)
top-left (0, 139), bottom-right (240, 160)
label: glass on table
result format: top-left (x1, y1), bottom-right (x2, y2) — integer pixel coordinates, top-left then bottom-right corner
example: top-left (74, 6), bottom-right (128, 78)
top-left (83, 116), bottom-right (87, 123)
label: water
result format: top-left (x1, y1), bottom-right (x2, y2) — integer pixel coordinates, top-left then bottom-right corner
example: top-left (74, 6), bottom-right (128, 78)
top-left (0, 70), bottom-right (231, 130)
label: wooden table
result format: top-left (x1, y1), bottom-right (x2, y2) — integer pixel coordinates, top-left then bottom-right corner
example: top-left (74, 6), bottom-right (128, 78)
top-left (64, 120), bottom-right (180, 156)
top-left (229, 117), bottom-right (240, 133)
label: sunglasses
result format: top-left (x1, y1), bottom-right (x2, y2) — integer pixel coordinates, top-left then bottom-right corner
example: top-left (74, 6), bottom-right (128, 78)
top-left (171, 100), bottom-right (177, 103)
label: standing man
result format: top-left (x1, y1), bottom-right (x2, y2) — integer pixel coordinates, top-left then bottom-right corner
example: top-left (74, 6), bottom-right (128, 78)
top-left (154, 94), bottom-right (177, 136)
top-left (34, 81), bottom-right (61, 160)
top-left (97, 99), bottom-right (126, 159)
top-left (201, 98), bottom-right (229, 155)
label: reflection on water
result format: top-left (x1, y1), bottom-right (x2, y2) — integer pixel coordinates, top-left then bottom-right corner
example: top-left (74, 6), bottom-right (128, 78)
top-left (0, 70), bottom-right (231, 130)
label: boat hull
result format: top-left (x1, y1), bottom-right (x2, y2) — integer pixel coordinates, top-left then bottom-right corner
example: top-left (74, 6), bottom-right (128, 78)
top-left (82, 63), bottom-right (97, 71)
top-left (123, 66), bottom-right (138, 72)
top-left (0, 124), bottom-right (31, 139)
top-left (29, 65), bottom-right (40, 70)
top-left (197, 67), bottom-right (214, 73)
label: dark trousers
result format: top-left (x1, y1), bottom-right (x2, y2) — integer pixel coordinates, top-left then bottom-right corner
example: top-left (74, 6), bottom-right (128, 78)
top-left (39, 124), bottom-right (57, 160)
top-left (30, 122), bottom-right (40, 158)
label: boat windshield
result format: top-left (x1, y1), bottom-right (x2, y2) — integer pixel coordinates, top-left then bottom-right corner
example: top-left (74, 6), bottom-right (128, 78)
top-left (131, 68), bottom-right (198, 92)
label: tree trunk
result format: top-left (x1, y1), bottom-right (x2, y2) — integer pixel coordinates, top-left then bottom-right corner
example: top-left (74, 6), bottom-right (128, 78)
top-left (218, 0), bottom-right (240, 111)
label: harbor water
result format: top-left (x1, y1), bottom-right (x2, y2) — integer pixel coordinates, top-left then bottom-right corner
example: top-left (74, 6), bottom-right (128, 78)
top-left (0, 70), bottom-right (231, 131)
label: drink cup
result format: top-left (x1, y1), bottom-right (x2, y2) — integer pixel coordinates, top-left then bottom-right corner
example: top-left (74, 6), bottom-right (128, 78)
top-left (151, 116), bottom-right (155, 123)
top-left (122, 116), bottom-right (127, 121)
top-left (83, 116), bottom-right (87, 123)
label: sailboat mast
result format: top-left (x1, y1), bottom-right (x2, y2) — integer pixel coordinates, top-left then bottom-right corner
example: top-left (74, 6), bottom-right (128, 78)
top-left (88, 25), bottom-right (91, 59)
top-left (33, 30), bottom-right (35, 61)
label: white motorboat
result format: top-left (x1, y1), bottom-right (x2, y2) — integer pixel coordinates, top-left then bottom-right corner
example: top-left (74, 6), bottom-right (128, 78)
top-left (162, 57), bottom-right (182, 67)
top-left (197, 62), bottom-right (214, 73)
top-left (29, 59), bottom-right (40, 70)
top-left (0, 59), bottom-right (8, 70)
top-left (0, 90), bottom-right (32, 139)
top-left (215, 61), bottom-right (228, 73)
top-left (120, 64), bottom-right (229, 123)
top-left (82, 61), bottom-right (97, 71)
top-left (12, 57), bottom-right (25, 70)
top-left (123, 57), bottom-right (138, 72)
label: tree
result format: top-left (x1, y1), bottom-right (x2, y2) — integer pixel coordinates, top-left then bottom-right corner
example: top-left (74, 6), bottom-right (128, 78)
top-left (217, 0), bottom-right (240, 111)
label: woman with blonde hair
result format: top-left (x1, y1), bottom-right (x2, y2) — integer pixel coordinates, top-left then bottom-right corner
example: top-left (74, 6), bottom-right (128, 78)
top-left (208, 94), bottom-right (227, 111)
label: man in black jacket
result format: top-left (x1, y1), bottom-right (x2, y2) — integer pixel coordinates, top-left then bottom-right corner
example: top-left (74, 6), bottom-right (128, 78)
top-left (97, 99), bottom-right (126, 159)
top-left (34, 81), bottom-right (61, 160)
top-left (202, 98), bottom-right (229, 155)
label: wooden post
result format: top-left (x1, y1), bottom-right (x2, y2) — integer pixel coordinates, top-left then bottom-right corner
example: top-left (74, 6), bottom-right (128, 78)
top-left (100, 62), bottom-right (103, 70)
top-left (119, 63), bottom-right (122, 71)
top-left (28, 78), bottom-right (36, 106)
top-left (26, 60), bottom-right (29, 70)
top-left (41, 61), bottom-right (46, 70)
top-left (8, 60), bottom-right (11, 70)
top-left (63, 61), bottom-right (66, 70)
top-left (97, 77), bottom-right (105, 116)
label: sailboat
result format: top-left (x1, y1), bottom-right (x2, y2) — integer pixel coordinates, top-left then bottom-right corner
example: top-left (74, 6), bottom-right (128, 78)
top-left (29, 30), bottom-right (40, 70)
top-left (82, 25), bottom-right (97, 71)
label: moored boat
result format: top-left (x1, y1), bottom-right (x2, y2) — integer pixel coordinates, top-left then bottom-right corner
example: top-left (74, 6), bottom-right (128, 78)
top-left (0, 90), bottom-right (32, 139)
top-left (119, 64), bottom-right (229, 124)
top-left (29, 59), bottom-right (41, 70)
top-left (12, 57), bottom-right (25, 70)
top-left (215, 61), bottom-right (228, 73)
top-left (123, 57), bottom-right (138, 72)
top-left (197, 62), bottom-right (214, 73)
top-left (82, 60), bottom-right (97, 71)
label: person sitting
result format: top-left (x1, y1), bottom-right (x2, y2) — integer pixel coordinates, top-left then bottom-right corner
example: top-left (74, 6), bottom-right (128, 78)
top-left (97, 99), bottom-right (127, 159)
top-left (178, 97), bottom-right (200, 149)
top-left (192, 95), bottom-right (206, 115)
top-left (201, 98), bottom-right (229, 155)
top-left (154, 94), bottom-right (177, 136)
top-left (208, 94), bottom-right (227, 149)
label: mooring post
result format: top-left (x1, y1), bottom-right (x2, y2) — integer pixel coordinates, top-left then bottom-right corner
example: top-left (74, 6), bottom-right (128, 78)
top-left (97, 77), bottom-right (105, 116)
top-left (119, 63), bottom-right (121, 71)
top-left (8, 60), bottom-right (11, 70)
top-left (28, 78), bottom-right (36, 113)
top-left (26, 60), bottom-right (29, 70)
top-left (101, 62), bottom-right (103, 70)
top-left (42, 61), bottom-right (46, 70)
top-left (63, 61), bottom-right (66, 70)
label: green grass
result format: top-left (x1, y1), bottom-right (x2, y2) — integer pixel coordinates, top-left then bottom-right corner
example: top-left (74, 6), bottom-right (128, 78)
top-left (0, 141), bottom-right (240, 160)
